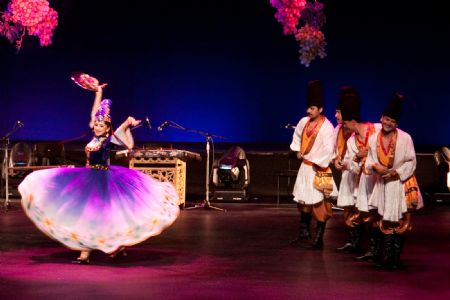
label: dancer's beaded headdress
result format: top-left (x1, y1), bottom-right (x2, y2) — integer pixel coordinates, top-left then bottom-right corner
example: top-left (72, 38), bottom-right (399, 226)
top-left (95, 99), bottom-right (112, 123)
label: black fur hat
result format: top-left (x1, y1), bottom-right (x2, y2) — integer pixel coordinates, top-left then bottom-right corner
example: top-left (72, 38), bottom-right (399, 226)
top-left (383, 93), bottom-right (404, 121)
top-left (337, 85), bottom-right (358, 110)
top-left (306, 80), bottom-right (324, 108)
top-left (339, 87), bottom-right (361, 122)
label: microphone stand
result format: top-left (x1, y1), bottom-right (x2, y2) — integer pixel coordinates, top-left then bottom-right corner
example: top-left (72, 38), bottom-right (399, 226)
top-left (130, 117), bottom-right (152, 131)
top-left (2, 123), bottom-right (24, 209)
top-left (285, 123), bottom-right (296, 130)
top-left (162, 121), bottom-right (226, 212)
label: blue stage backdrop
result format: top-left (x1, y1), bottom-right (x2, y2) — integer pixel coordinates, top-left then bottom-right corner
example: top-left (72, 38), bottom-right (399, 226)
top-left (1, 1), bottom-right (449, 146)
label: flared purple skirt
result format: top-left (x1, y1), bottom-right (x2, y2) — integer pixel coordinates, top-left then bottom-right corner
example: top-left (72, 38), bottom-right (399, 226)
top-left (19, 166), bottom-right (180, 253)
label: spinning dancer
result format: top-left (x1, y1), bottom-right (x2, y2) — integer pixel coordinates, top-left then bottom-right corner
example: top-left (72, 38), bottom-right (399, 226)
top-left (19, 74), bottom-right (180, 264)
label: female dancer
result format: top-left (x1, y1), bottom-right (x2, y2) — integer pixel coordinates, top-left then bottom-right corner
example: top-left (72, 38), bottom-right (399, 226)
top-left (19, 83), bottom-right (180, 264)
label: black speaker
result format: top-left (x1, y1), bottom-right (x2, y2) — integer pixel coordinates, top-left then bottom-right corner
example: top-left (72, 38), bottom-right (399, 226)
top-left (214, 190), bottom-right (246, 201)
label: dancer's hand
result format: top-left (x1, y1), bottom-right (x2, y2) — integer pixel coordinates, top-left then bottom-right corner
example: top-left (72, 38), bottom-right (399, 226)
top-left (127, 116), bottom-right (141, 127)
top-left (96, 83), bottom-right (108, 92)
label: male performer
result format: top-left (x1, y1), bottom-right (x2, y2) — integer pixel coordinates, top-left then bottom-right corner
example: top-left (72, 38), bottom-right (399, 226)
top-left (333, 87), bottom-right (356, 160)
top-left (334, 87), bottom-right (362, 252)
top-left (331, 86), bottom-right (355, 192)
top-left (290, 80), bottom-right (336, 249)
top-left (365, 93), bottom-right (423, 269)
top-left (336, 91), bottom-right (382, 256)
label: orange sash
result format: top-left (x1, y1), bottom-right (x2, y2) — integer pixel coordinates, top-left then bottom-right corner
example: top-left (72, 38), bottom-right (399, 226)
top-left (335, 125), bottom-right (352, 160)
top-left (377, 130), bottom-right (420, 209)
top-left (354, 123), bottom-right (375, 175)
top-left (404, 175), bottom-right (420, 209)
top-left (300, 116), bottom-right (333, 195)
top-left (300, 115), bottom-right (325, 156)
top-left (376, 130), bottom-right (397, 169)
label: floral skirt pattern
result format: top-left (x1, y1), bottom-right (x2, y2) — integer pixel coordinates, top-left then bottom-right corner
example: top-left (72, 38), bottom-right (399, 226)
top-left (19, 166), bottom-right (180, 253)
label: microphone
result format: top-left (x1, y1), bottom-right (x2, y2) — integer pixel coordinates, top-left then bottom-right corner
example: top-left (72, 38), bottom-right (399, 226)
top-left (157, 121), bottom-right (169, 132)
top-left (145, 117), bottom-right (152, 130)
top-left (17, 120), bottom-right (24, 128)
top-left (285, 123), bottom-right (296, 129)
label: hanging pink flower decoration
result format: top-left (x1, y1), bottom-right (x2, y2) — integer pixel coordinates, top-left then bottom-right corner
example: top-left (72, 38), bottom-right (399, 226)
top-left (269, 0), bottom-right (327, 67)
top-left (0, 0), bottom-right (58, 51)
top-left (0, 10), bottom-right (24, 43)
top-left (270, 0), bottom-right (307, 35)
top-left (10, 0), bottom-right (49, 27)
top-left (300, 1), bottom-right (326, 29)
top-left (28, 7), bottom-right (58, 46)
top-left (295, 24), bottom-right (326, 67)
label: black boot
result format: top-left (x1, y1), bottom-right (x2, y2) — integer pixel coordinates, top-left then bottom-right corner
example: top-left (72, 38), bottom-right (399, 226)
top-left (378, 234), bottom-right (394, 269)
top-left (353, 224), bottom-right (364, 252)
top-left (372, 228), bottom-right (383, 263)
top-left (337, 225), bottom-right (363, 252)
top-left (391, 234), bottom-right (404, 269)
top-left (355, 225), bottom-right (380, 262)
top-left (310, 221), bottom-right (326, 249)
top-left (336, 227), bottom-right (355, 252)
top-left (290, 212), bottom-right (312, 245)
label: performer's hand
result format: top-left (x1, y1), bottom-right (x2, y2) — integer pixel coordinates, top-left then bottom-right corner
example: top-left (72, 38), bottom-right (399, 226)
top-left (127, 116), bottom-right (141, 127)
top-left (382, 170), bottom-right (399, 182)
top-left (356, 148), bottom-right (368, 159)
top-left (95, 83), bottom-right (108, 93)
top-left (373, 163), bottom-right (388, 175)
top-left (334, 158), bottom-right (343, 170)
top-left (296, 152), bottom-right (303, 160)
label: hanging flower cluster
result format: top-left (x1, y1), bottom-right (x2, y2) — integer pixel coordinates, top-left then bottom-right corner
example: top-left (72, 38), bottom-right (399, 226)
top-left (295, 24), bottom-right (326, 67)
top-left (0, 0), bottom-right (58, 51)
top-left (270, 0), bottom-right (327, 67)
top-left (270, 0), bottom-right (306, 35)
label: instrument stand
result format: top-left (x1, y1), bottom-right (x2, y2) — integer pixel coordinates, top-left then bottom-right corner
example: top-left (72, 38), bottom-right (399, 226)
top-left (184, 135), bottom-right (226, 212)
top-left (160, 121), bottom-right (226, 212)
top-left (2, 123), bottom-right (24, 210)
top-left (2, 137), bottom-right (11, 210)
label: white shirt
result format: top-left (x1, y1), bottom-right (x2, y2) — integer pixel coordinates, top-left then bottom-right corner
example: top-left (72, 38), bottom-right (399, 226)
top-left (290, 116), bottom-right (335, 204)
top-left (365, 128), bottom-right (423, 221)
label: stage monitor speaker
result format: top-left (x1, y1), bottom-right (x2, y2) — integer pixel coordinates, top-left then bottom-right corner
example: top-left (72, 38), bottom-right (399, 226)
top-left (214, 190), bottom-right (246, 201)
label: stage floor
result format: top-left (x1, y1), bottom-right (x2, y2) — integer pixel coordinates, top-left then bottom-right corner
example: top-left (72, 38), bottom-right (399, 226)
top-left (1, 200), bottom-right (449, 299)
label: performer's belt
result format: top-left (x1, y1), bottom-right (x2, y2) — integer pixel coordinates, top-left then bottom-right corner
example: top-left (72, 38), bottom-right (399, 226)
top-left (303, 159), bottom-right (314, 166)
top-left (303, 159), bottom-right (328, 172)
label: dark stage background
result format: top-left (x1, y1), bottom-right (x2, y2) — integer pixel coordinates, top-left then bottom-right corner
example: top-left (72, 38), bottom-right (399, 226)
top-left (1, 0), bottom-right (449, 147)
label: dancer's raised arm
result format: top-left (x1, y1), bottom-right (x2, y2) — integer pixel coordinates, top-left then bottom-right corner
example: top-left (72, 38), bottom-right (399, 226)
top-left (89, 84), bottom-right (107, 128)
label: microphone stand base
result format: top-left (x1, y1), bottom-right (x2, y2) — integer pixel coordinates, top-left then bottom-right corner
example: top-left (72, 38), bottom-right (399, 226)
top-left (184, 201), bottom-right (227, 212)
top-left (1, 201), bottom-right (19, 212)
